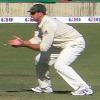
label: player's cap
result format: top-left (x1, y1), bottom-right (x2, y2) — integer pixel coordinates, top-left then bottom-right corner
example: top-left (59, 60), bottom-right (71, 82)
top-left (28, 4), bottom-right (46, 14)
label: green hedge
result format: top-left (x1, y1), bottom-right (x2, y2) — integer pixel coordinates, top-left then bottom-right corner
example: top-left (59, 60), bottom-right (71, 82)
top-left (72, 0), bottom-right (100, 2)
top-left (0, 0), bottom-right (99, 2)
top-left (0, 0), bottom-right (56, 3)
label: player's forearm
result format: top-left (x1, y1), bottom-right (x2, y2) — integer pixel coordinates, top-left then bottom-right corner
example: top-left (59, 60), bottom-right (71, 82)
top-left (23, 41), bottom-right (40, 51)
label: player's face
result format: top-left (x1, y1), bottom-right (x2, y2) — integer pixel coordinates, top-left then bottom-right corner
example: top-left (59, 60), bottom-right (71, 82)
top-left (30, 12), bottom-right (44, 23)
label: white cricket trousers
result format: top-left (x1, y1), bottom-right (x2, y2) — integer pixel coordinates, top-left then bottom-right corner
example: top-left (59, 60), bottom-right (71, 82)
top-left (35, 37), bottom-right (90, 90)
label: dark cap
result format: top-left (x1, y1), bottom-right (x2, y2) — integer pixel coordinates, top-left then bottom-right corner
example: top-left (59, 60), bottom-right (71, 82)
top-left (28, 4), bottom-right (46, 14)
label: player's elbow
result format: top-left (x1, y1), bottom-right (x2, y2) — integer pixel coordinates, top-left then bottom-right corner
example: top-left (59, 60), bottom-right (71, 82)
top-left (40, 43), bottom-right (51, 52)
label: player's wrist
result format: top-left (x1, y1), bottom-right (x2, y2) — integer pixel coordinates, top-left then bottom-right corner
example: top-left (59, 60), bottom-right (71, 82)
top-left (23, 41), bottom-right (31, 47)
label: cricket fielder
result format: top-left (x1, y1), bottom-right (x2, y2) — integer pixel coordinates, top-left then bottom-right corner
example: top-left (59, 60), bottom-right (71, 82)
top-left (8, 4), bottom-right (93, 96)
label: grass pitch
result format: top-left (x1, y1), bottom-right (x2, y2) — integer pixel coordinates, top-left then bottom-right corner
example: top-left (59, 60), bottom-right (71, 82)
top-left (0, 23), bottom-right (100, 100)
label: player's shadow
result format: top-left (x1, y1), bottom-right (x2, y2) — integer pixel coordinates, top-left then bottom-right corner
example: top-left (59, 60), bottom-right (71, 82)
top-left (53, 90), bottom-right (71, 94)
top-left (5, 89), bottom-right (32, 92)
top-left (5, 89), bottom-right (71, 94)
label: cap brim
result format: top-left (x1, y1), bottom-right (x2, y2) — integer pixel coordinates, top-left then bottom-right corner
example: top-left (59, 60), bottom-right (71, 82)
top-left (27, 10), bottom-right (32, 12)
top-left (27, 10), bottom-right (35, 12)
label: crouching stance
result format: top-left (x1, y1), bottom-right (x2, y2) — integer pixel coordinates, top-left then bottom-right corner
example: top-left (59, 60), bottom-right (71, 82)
top-left (8, 4), bottom-right (93, 96)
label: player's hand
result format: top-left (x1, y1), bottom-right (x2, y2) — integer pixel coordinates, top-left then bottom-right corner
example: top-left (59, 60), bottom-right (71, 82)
top-left (8, 36), bottom-right (24, 48)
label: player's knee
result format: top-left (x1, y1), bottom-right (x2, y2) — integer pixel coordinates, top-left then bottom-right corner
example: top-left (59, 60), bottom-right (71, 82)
top-left (35, 54), bottom-right (41, 65)
top-left (54, 61), bottom-right (70, 71)
top-left (54, 61), bottom-right (62, 71)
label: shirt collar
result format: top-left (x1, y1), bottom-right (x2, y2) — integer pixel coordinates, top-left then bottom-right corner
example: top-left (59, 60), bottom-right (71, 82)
top-left (38, 15), bottom-right (47, 28)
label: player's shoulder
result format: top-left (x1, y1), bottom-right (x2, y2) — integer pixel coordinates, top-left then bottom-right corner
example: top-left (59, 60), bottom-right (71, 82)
top-left (45, 16), bottom-right (57, 26)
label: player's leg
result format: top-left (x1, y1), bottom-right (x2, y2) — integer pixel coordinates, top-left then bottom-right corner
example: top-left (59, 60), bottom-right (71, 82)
top-left (32, 47), bottom-right (61, 93)
top-left (54, 41), bottom-right (93, 95)
top-left (32, 53), bottom-right (53, 93)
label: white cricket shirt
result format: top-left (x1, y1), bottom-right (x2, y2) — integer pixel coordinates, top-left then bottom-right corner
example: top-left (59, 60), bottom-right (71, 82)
top-left (30, 15), bottom-right (83, 51)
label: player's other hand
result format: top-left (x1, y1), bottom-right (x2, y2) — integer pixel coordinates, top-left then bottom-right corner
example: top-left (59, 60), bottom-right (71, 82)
top-left (8, 36), bottom-right (24, 48)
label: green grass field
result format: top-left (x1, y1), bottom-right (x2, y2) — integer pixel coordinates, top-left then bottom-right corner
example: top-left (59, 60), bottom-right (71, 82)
top-left (0, 23), bottom-right (100, 100)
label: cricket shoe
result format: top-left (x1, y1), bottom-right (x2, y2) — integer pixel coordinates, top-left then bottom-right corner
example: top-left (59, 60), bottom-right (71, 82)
top-left (31, 86), bottom-right (53, 93)
top-left (71, 86), bottom-right (93, 96)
